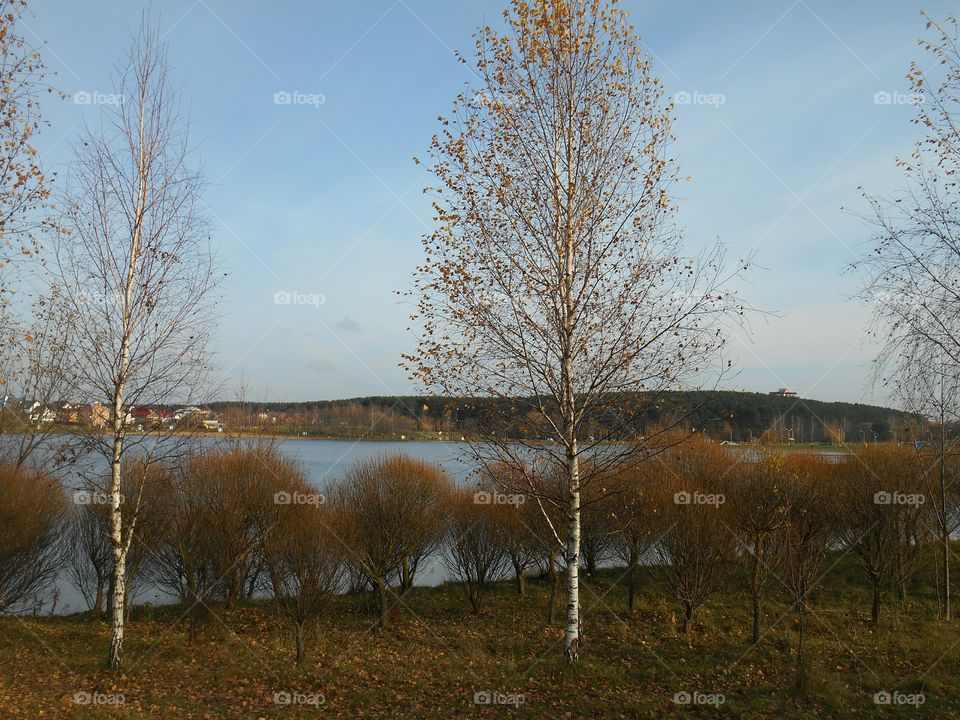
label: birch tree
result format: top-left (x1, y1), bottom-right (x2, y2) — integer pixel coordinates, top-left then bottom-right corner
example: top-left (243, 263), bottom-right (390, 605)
top-left (406, 0), bottom-right (747, 662)
top-left (55, 22), bottom-right (220, 669)
top-left (852, 12), bottom-right (960, 621)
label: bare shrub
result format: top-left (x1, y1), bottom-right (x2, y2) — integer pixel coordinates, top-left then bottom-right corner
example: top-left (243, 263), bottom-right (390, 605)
top-left (263, 497), bottom-right (344, 665)
top-left (652, 440), bottom-right (735, 633)
top-left (0, 464), bottom-right (66, 612)
top-left (333, 455), bottom-right (453, 626)
top-left (443, 489), bottom-right (511, 613)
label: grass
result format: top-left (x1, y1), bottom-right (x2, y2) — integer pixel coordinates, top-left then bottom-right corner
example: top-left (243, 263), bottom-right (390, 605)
top-left (2, 551), bottom-right (960, 718)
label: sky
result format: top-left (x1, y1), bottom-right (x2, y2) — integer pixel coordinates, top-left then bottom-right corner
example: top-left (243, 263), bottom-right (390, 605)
top-left (23, 0), bottom-right (954, 406)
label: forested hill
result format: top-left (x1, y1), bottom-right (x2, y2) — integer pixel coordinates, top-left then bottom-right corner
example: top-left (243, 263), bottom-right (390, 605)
top-left (208, 390), bottom-right (920, 443)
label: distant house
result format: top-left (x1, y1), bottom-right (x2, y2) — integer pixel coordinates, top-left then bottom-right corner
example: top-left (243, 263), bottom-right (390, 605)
top-left (80, 403), bottom-right (109, 428)
top-left (58, 402), bottom-right (80, 424)
top-left (129, 407), bottom-right (156, 427)
top-left (257, 410), bottom-right (289, 425)
top-left (26, 401), bottom-right (56, 424)
top-left (769, 388), bottom-right (799, 398)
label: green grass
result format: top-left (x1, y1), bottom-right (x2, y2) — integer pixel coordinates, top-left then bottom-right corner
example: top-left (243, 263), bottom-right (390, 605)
top-left (2, 550), bottom-right (960, 718)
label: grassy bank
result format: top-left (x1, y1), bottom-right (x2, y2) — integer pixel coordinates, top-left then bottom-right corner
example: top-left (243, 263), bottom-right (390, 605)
top-left (2, 550), bottom-right (959, 719)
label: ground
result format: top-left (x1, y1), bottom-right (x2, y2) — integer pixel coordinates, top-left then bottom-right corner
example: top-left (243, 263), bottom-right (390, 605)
top-left (1, 552), bottom-right (958, 718)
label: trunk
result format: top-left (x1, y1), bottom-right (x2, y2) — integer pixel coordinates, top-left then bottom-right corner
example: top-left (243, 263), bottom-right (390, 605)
top-left (795, 604), bottom-right (807, 695)
top-left (752, 593), bottom-right (762, 645)
top-left (871, 583), bottom-right (881, 625)
top-left (513, 560), bottom-right (525, 596)
top-left (942, 446), bottom-right (951, 621)
top-left (564, 448), bottom-right (581, 663)
top-left (681, 603), bottom-right (693, 633)
top-left (107, 430), bottom-right (126, 669)
top-left (295, 622), bottom-right (306, 665)
top-left (944, 526), bottom-right (952, 621)
top-left (750, 544), bottom-right (763, 644)
top-left (585, 547), bottom-right (596, 579)
top-left (94, 576), bottom-right (104, 619)
top-left (375, 578), bottom-right (388, 628)
top-left (627, 558), bottom-right (636, 611)
top-left (547, 551), bottom-right (559, 624)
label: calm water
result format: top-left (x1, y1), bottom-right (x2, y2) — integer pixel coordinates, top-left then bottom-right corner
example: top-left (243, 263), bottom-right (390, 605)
top-left (43, 439), bottom-right (476, 615)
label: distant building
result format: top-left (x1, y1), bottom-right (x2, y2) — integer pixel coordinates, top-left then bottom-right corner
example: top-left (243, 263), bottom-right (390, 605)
top-left (769, 388), bottom-right (799, 398)
top-left (79, 403), bottom-right (109, 428)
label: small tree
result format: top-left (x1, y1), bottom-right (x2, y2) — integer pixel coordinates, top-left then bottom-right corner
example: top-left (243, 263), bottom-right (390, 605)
top-left (334, 455), bottom-right (453, 626)
top-left (834, 448), bottom-right (906, 625)
top-left (406, 0), bottom-right (748, 663)
top-left (263, 495), bottom-right (343, 665)
top-left (780, 455), bottom-right (834, 695)
top-left (851, 13), bottom-right (960, 620)
top-left (443, 489), bottom-right (512, 613)
top-left (727, 452), bottom-right (791, 644)
top-left (65, 502), bottom-right (111, 617)
top-left (482, 464), bottom-right (540, 596)
top-left (609, 462), bottom-right (660, 611)
top-left (0, 464), bottom-right (66, 612)
top-left (56, 20), bottom-right (221, 668)
top-left (653, 440), bottom-right (734, 632)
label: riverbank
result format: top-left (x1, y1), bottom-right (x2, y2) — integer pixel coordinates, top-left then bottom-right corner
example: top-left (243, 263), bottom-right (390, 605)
top-left (2, 552), bottom-right (957, 718)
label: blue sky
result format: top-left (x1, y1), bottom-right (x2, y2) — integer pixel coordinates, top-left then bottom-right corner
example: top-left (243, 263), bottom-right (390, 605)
top-left (25, 0), bottom-right (952, 405)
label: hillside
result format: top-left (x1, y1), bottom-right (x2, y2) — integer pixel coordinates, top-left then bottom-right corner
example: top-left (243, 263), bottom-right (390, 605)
top-left (208, 390), bottom-right (919, 443)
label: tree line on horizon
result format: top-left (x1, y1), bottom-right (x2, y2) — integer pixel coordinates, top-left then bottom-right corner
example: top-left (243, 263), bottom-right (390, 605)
top-left (207, 390), bottom-right (923, 445)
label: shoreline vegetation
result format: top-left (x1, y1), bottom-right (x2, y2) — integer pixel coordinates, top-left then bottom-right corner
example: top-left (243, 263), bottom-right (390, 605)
top-left (3, 552), bottom-right (959, 718)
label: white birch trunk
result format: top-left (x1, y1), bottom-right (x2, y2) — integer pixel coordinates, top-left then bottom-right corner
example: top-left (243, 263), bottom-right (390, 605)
top-left (564, 443), bottom-right (581, 663)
